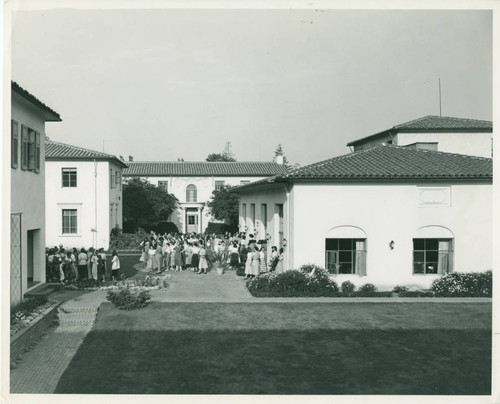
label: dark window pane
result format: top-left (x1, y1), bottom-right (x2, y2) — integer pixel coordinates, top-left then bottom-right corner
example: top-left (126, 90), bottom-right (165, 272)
top-left (426, 263), bottom-right (438, 274)
top-left (325, 239), bottom-right (338, 250)
top-left (413, 251), bottom-right (424, 262)
top-left (427, 250), bottom-right (438, 262)
top-left (338, 263), bottom-right (353, 274)
top-left (413, 263), bottom-right (425, 274)
top-left (339, 251), bottom-right (352, 263)
top-left (426, 239), bottom-right (439, 250)
top-left (339, 239), bottom-right (352, 250)
top-left (413, 239), bottom-right (425, 250)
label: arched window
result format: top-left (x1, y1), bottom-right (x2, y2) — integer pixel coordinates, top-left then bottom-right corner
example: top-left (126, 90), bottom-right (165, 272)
top-left (325, 226), bottom-right (367, 276)
top-left (186, 184), bottom-right (197, 203)
top-left (413, 226), bottom-right (454, 275)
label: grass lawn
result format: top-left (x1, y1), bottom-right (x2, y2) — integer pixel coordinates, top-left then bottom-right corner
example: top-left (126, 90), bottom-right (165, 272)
top-left (55, 302), bottom-right (491, 395)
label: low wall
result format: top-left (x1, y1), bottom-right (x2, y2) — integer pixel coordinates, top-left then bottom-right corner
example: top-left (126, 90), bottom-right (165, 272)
top-left (10, 301), bottom-right (62, 362)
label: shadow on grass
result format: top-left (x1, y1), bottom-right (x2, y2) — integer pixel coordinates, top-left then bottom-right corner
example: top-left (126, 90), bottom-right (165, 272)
top-left (55, 328), bottom-right (491, 395)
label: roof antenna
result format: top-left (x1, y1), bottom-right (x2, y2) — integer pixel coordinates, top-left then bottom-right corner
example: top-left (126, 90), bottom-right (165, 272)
top-left (439, 78), bottom-right (442, 117)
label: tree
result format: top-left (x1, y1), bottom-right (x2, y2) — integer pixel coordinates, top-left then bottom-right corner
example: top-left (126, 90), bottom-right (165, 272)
top-left (123, 178), bottom-right (179, 230)
top-left (206, 141), bottom-right (237, 162)
top-left (207, 185), bottom-right (240, 231)
top-left (274, 144), bottom-right (291, 169)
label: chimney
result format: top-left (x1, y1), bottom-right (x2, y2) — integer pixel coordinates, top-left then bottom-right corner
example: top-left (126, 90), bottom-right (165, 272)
top-left (128, 155), bottom-right (134, 162)
top-left (275, 153), bottom-right (284, 165)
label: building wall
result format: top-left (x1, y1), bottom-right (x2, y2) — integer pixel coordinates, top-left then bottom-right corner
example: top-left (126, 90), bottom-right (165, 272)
top-left (239, 186), bottom-right (290, 268)
top-left (352, 133), bottom-right (393, 151)
top-left (144, 175), bottom-right (270, 233)
top-left (396, 132), bottom-right (492, 157)
top-left (11, 99), bottom-right (47, 306)
top-left (109, 161), bottom-right (124, 236)
top-left (291, 182), bottom-right (492, 289)
top-left (46, 160), bottom-right (123, 250)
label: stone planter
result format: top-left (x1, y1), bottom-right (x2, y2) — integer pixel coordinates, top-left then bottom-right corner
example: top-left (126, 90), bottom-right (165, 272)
top-left (216, 266), bottom-right (224, 275)
top-left (11, 301), bottom-right (62, 362)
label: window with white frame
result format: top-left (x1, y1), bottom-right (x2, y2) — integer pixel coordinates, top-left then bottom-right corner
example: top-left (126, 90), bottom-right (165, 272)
top-left (62, 209), bottom-right (78, 234)
top-left (325, 238), bottom-right (366, 275)
top-left (215, 180), bottom-right (225, 191)
top-left (62, 168), bottom-right (77, 187)
top-left (242, 203), bottom-right (247, 228)
top-left (186, 184), bottom-right (197, 202)
top-left (261, 203), bottom-right (267, 236)
top-left (158, 181), bottom-right (168, 193)
top-left (413, 239), bottom-right (453, 275)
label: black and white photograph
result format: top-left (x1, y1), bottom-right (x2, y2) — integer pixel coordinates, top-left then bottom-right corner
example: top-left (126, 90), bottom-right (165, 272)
top-left (2, 1), bottom-right (497, 402)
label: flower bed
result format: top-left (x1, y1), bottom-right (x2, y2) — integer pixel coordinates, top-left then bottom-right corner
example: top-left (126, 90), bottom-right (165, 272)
top-left (11, 296), bottom-right (54, 336)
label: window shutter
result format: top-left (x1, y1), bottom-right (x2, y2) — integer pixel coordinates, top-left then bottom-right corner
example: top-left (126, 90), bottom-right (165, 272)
top-left (35, 132), bottom-right (41, 173)
top-left (11, 120), bottom-right (18, 168)
top-left (28, 130), bottom-right (36, 170)
top-left (21, 125), bottom-right (28, 170)
top-left (356, 241), bottom-right (367, 276)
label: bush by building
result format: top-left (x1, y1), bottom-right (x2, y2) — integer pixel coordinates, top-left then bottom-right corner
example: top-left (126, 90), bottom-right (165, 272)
top-left (431, 271), bottom-right (492, 297)
top-left (106, 288), bottom-right (151, 310)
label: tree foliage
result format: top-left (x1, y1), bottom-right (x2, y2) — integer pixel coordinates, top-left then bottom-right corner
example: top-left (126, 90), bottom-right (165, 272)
top-left (274, 144), bottom-right (291, 169)
top-left (123, 178), bottom-right (178, 228)
top-left (206, 141), bottom-right (236, 162)
top-left (207, 185), bottom-right (240, 230)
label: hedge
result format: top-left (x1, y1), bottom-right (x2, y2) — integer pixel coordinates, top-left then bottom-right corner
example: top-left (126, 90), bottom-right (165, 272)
top-left (431, 271), bottom-right (492, 297)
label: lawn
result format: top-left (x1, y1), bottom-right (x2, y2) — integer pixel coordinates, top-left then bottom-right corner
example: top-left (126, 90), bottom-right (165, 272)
top-left (55, 302), bottom-right (491, 395)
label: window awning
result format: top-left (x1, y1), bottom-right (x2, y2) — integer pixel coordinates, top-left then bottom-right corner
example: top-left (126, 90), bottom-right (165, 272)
top-left (326, 226), bottom-right (367, 239)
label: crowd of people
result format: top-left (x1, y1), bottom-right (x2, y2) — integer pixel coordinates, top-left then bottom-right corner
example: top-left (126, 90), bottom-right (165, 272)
top-left (139, 231), bottom-right (284, 277)
top-left (46, 246), bottom-right (120, 285)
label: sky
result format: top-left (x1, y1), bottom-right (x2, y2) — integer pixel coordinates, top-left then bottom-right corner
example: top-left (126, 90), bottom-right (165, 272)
top-left (10, 7), bottom-right (492, 167)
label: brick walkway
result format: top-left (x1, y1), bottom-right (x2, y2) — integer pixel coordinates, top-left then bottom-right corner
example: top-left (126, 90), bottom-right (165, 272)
top-left (9, 292), bottom-right (107, 393)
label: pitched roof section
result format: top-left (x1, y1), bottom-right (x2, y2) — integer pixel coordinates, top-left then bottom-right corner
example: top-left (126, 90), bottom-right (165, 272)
top-left (123, 161), bottom-right (289, 177)
top-left (236, 145), bottom-right (492, 190)
top-left (45, 141), bottom-right (128, 168)
top-left (11, 81), bottom-right (62, 122)
top-left (347, 115), bottom-right (492, 147)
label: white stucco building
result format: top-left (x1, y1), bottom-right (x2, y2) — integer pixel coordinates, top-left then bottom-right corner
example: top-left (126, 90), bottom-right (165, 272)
top-left (236, 145), bottom-right (492, 290)
top-left (45, 141), bottom-right (128, 250)
top-left (123, 160), bottom-right (289, 233)
top-left (10, 82), bottom-right (62, 306)
top-left (347, 115), bottom-right (492, 158)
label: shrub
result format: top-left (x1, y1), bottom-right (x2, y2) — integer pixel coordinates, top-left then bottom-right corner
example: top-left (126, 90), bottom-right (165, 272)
top-left (11, 296), bottom-right (49, 325)
top-left (359, 283), bottom-right (377, 293)
top-left (106, 289), bottom-right (151, 310)
top-left (150, 221), bottom-right (179, 235)
top-left (246, 269), bottom-right (339, 297)
top-left (431, 271), bottom-right (492, 297)
top-left (109, 228), bottom-right (148, 250)
top-left (205, 222), bottom-right (233, 235)
top-left (341, 281), bottom-right (356, 294)
top-left (299, 263), bottom-right (324, 274)
top-left (392, 285), bottom-right (409, 294)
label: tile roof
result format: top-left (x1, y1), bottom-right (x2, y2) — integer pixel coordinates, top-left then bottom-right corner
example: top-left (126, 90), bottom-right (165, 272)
top-left (45, 141), bottom-right (128, 168)
top-left (123, 161), bottom-right (289, 177)
top-left (347, 115), bottom-right (492, 146)
top-left (11, 81), bottom-right (61, 121)
top-left (236, 145), bottom-right (492, 190)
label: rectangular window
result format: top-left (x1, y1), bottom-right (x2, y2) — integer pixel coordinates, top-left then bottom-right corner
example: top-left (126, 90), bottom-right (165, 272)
top-left (325, 239), bottom-right (366, 275)
top-left (21, 125), bottom-right (28, 170)
top-left (62, 209), bottom-right (78, 234)
top-left (115, 171), bottom-right (121, 190)
top-left (242, 203), bottom-right (247, 228)
top-left (215, 180), bottom-right (225, 191)
top-left (261, 204), bottom-right (267, 235)
top-left (413, 239), bottom-right (453, 275)
top-left (110, 169), bottom-right (115, 188)
top-left (240, 180), bottom-right (250, 185)
top-left (62, 168), bottom-right (77, 187)
top-left (158, 181), bottom-right (168, 193)
top-left (250, 204), bottom-right (256, 230)
top-left (11, 120), bottom-right (19, 168)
